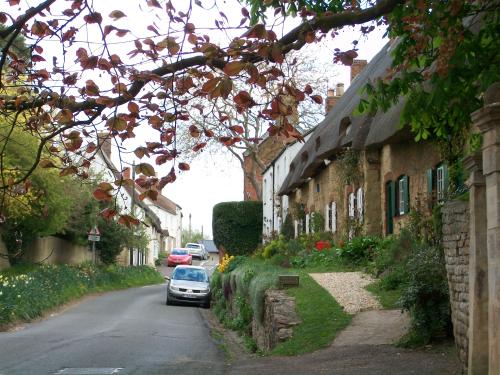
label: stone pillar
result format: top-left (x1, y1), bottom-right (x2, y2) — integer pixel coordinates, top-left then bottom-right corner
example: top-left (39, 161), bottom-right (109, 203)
top-left (472, 82), bottom-right (500, 375)
top-left (464, 153), bottom-right (488, 375)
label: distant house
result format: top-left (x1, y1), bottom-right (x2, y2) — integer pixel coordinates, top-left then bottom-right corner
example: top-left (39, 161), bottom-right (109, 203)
top-left (275, 43), bottom-right (448, 241)
top-left (92, 135), bottom-right (182, 265)
top-left (200, 239), bottom-right (218, 253)
top-left (243, 134), bottom-right (298, 201)
top-left (262, 130), bottom-right (314, 238)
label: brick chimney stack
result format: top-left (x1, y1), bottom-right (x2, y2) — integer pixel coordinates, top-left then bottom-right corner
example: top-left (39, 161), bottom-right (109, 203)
top-left (325, 84), bottom-right (344, 114)
top-left (350, 59), bottom-right (367, 83)
top-left (97, 132), bottom-right (112, 159)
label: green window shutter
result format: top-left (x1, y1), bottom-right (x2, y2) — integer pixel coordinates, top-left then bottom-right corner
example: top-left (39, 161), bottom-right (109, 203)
top-left (426, 168), bottom-right (434, 195)
top-left (403, 175), bottom-right (410, 214)
top-left (390, 180), bottom-right (396, 217)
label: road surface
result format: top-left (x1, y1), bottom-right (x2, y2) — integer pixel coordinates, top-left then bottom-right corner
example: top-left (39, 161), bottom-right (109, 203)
top-left (0, 259), bottom-right (225, 375)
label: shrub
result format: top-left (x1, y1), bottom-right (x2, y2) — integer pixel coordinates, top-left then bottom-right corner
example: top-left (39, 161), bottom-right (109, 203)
top-left (262, 237), bottom-right (286, 258)
top-left (336, 236), bottom-right (380, 264)
top-left (281, 214), bottom-right (295, 240)
top-left (399, 245), bottom-right (452, 346)
top-left (212, 201), bottom-right (262, 256)
top-left (310, 212), bottom-right (325, 233)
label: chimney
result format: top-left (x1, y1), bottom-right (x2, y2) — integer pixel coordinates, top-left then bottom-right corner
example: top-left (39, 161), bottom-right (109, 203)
top-left (325, 84), bottom-right (345, 114)
top-left (325, 88), bottom-right (337, 113)
top-left (97, 132), bottom-right (112, 159)
top-left (350, 59), bottom-right (367, 83)
top-left (336, 83), bottom-right (345, 96)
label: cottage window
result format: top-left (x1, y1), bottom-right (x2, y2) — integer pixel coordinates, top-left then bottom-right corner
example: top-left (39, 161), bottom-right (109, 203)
top-left (325, 204), bottom-right (330, 231)
top-left (436, 164), bottom-right (448, 201)
top-left (427, 163), bottom-right (448, 205)
top-left (331, 202), bottom-right (337, 233)
top-left (316, 183), bottom-right (320, 193)
top-left (348, 193), bottom-right (356, 218)
top-left (325, 202), bottom-right (337, 232)
top-left (397, 175), bottom-right (409, 215)
top-left (356, 188), bottom-right (364, 222)
top-left (305, 213), bottom-right (310, 234)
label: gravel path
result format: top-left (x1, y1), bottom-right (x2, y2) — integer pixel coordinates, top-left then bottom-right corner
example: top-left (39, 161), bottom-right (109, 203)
top-left (310, 272), bottom-right (381, 314)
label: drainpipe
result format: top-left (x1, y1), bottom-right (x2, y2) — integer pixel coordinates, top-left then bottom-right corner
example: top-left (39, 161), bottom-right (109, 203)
top-left (272, 165), bottom-right (275, 234)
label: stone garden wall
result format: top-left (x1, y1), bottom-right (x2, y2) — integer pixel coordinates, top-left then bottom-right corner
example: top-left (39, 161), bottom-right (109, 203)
top-left (252, 289), bottom-right (300, 351)
top-left (442, 200), bottom-right (470, 373)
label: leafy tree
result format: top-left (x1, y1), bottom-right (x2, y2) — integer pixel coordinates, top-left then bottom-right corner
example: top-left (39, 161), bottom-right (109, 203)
top-left (96, 216), bottom-right (149, 264)
top-left (178, 49), bottom-right (332, 199)
top-left (0, 0), bottom-right (497, 218)
top-left (0, 122), bottom-right (86, 263)
top-left (181, 229), bottom-right (204, 247)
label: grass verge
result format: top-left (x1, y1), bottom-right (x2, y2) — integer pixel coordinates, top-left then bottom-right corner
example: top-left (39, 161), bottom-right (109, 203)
top-left (271, 271), bottom-right (352, 356)
top-left (365, 280), bottom-right (403, 309)
top-left (0, 263), bottom-right (163, 327)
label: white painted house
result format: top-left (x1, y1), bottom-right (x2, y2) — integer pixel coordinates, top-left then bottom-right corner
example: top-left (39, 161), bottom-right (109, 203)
top-left (262, 132), bottom-right (313, 238)
top-left (90, 134), bottom-right (182, 265)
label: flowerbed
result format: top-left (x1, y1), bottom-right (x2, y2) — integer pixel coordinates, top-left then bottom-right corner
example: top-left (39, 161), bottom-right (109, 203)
top-left (0, 263), bottom-right (163, 326)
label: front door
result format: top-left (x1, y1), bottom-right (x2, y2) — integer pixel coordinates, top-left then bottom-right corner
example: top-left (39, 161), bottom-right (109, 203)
top-left (386, 181), bottom-right (395, 235)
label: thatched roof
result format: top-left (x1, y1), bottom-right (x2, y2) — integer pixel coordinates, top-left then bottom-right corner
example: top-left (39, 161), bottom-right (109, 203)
top-left (278, 41), bottom-right (414, 196)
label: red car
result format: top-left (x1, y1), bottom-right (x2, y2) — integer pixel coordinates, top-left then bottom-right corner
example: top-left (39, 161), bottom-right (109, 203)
top-left (167, 248), bottom-right (192, 267)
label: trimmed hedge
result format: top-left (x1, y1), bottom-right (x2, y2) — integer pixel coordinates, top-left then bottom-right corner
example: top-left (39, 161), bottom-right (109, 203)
top-left (212, 201), bottom-right (262, 256)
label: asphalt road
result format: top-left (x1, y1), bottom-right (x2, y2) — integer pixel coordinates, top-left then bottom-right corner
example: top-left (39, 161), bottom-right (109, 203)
top-left (0, 259), bottom-right (226, 375)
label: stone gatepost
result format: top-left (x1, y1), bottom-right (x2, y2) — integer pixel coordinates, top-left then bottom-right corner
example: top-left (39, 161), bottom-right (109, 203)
top-left (472, 82), bottom-right (500, 374)
top-left (463, 153), bottom-right (488, 375)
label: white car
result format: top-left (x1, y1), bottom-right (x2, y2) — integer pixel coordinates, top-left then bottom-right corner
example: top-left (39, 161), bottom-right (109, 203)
top-left (185, 243), bottom-right (208, 260)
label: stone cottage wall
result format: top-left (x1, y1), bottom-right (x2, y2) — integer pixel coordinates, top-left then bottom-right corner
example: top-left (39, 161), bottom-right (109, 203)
top-left (442, 200), bottom-right (470, 372)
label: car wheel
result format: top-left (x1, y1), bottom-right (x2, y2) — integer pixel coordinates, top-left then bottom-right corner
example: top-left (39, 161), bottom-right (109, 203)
top-left (202, 299), bottom-right (211, 309)
top-left (165, 292), bottom-right (171, 306)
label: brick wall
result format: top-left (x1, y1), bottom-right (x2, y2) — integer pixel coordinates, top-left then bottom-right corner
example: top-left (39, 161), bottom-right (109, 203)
top-left (442, 200), bottom-right (470, 373)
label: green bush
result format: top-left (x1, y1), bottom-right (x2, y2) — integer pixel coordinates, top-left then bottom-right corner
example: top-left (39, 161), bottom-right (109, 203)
top-left (336, 236), bottom-right (380, 265)
top-left (399, 245), bottom-right (452, 346)
top-left (212, 201), bottom-right (263, 256)
top-left (0, 263), bottom-right (163, 325)
top-left (280, 214), bottom-right (295, 240)
top-left (310, 212), bottom-right (325, 233)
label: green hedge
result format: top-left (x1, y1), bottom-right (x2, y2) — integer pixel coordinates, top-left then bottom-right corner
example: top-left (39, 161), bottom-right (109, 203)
top-left (0, 263), bottom-right (163, 326)
top-left (212, 201), bottom-right (262, 256)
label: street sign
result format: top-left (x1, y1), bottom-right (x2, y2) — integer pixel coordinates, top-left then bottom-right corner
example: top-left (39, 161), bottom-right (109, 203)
top-left (88, 234), bottom-right (101, 242)
top-left (88, 226), bottom-right (101, 264)
top-left (88, 226), bottom-right (100, 236)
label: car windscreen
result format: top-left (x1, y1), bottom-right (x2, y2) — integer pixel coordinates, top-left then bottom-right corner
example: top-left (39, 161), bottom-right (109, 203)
top-left (185, 244), bottom-right (199, 249)
top-left (172, 268), bottom-right (208, 282)
top-left (171, 249), bottom-right (188, 255)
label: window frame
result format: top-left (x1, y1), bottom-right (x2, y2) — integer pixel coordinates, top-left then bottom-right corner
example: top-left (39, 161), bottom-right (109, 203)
top-left (397, 175), bottom-right (409, 215)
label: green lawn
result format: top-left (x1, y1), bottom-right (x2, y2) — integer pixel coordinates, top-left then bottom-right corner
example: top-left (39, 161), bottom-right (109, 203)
top-left (271, 271), bottom-right (352, 356)
top-left (365, 280), bottom-right (403, 309)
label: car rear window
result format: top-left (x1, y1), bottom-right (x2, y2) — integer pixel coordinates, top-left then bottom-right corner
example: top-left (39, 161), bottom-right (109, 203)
top-left (173, 268), bottom-right (208, 282)
top-left (171, 249), bottom-right (188, 255)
